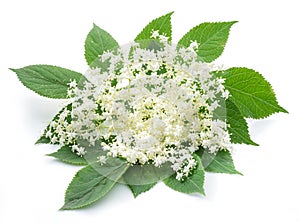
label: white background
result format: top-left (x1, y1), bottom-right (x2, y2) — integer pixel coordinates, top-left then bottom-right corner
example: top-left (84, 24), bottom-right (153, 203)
top-left (0, 0), bottom-right (299, 222)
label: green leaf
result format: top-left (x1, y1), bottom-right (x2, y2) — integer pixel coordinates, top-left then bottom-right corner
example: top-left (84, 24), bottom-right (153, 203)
top-left (83, 148), bottom-right (130, 182)
top-left (123, 163), bottom-right (173, 186)
top-left (222, 67), bottom-right (288, 119)
top-left (163, 154), bottom-right (205, 195)
top-left (36, 104), bottom-right (72, 145)
top-left (226, 99), bottom-right (258, 146)
top-left (10, 65), bottom-right (84, 98)
top-left (202, 149), bottom-right (242, 175)
top-left (61, 163), bottom-right (129, 210)
top-left (84, 24), bottom-right (119, 66)
top-left (135, 12), bottom-right (173, 42)
top-left (47, 146), bottom-right (88, 166)
top-left (178, 21), bottom-right (237, 62)
top-left (35, 135), bottom-right (50, 144)
top-left (123, 162), bottom-right (173, 197)
top-left (127, 182), bottom-right (157, 198)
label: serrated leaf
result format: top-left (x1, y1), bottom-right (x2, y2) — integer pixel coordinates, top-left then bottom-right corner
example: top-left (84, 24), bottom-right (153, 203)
top-left (47, 146), bottom-right (87, 166)
top-left (61, 163), bottom-right (129, 210)
top-left (127, 182), bottom-right (157, 198)
top-left (135, 12), bottom-right (173, 41)
top-left (123, 163), bottom-right (172, 197)
top-left (222, 67), bottom-right (288, 119)
top-left (226, 99), bottom-right (258, 145)
top-left (201, 149), bottom-right (241, 175)
top-left (84, 24), bottom-right (119, 66)
top-left (163, 154), bottom-right (205, 195)
top-left (178, 21), bottom-right (237, 62)
top-left (123, 163), bottom-right (173, 186)
top-left (35, 136), bottom-right (50, 144)
top-left (123, 162), bottom-right (173, 197)
top-left (36, 104), bottom-right (72, 145)
top-left (10, 65), bottom-right (85, 98)
top-left (83, 148), bottom-right (131, 182)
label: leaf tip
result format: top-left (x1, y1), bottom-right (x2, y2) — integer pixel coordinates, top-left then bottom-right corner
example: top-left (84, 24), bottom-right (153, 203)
top-left (35, 136), bottom-right (50, 145)
top-left (59, 201), bottom-right (77, 211)
top-left (199, 190), bottom-right (206, 196)
top-left (236, 171), bottom-right (243, 176)
top-left (92, 23), bottom-right (99, 29)
top-left (35, 139), bottom-right (43, 145)
top-left (250, 141), bottom-right (259, 146)
top-left (46, 153), bottom-right (54, 157)
top-left (59, 205), bottom-right (69, 211)
top-left (9, 68), bottom-right (17, 72)
top-left (132, 193), bottom-right (139, 198)
top-left (224, 21), bottom-right (238, 29)
top-left (167, 11), bottom-right (174, 16)
top-left (279, 106), bottom-right (288, 114)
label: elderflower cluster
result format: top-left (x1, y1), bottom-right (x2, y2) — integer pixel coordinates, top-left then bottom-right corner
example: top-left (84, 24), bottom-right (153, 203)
top-left (44, 31), bottom-right (232, 180)
top-left (45, 106), bottom-right (75, 145)
top-left (43, 82), bottom-right (87, 156)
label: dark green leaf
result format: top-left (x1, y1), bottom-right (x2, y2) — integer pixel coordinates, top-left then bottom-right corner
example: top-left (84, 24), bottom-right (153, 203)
top-left (226, 99), bottom-right (258, 145)
top-left (61, 163), bottom-right (129, 210)
top-left (178, 21), bottom-right (237, 62)
top-left (122, 162), bottom-right (173, 197)
top-left (47, 146), bottom-right (87, 166)
top-left (10, 65), bottom-right (85, 98)
top-left (135, 12), bottom-right (173, 41)
top-left (222, 67), bottom-right (288, 119)
top-left (35, 136), bottom-right (50, 144)
top-left (123, 163), bottom-right (173, 186)
top-left (84, 24), bottom-right (119, 66)
top-left (127, 182), bottom-right (157, 198)
top-left (202, 149), bottom-right (242, 175)
top-left (163, 154), bottom-right (205, 195)
top-left (83, 148), bottom-right (130, 182)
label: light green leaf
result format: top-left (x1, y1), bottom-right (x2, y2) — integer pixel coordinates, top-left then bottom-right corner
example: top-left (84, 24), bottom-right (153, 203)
top-left (221, 67), bottom-right (288, 119)
top-left (202, 149), bottom-right (242, 175)
top-left (226, 99), bottom-right (258, 145)
top-left (47, 146), bottom-right (88, 166)
top-left (10, 65), bottom-right (84, 98)
top-left (36, 104), bottom-right (72, 145)
top-left (135, 12), bottom-right (173, 41)
top-left (163, 154), bottom-right (205, 195)
top-left (127, 182), bottom-right (157, 198)
top-left (84, 24), bottom-right (119, 66)
top-left (61, 163), bottom-right (129, 210)
top-left (178, 21), bottom-right (237, 62)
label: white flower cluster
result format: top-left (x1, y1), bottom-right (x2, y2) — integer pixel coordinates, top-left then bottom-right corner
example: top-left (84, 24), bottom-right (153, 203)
top-left (45, 107), bottom-right (74, 145)
top-left (43, 83), bottom-right (87, 156)
top-left (45, 31), bottom-right (232, 180)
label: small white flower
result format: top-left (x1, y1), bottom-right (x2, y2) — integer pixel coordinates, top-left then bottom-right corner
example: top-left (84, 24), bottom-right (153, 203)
top-left (76, 146), bottom-right (86, 157)
top-left (189, 40), bottom-right (199, 49)
top-left (50, 136), bottom-right (57, 144)
top-left (50, 121), bottom-right (57, 128)
top-left (71, 144), bottom-right (79, 153)
top-left (222, 90), bottom-right (230, 99)
top-left (151, 30), bottom-right (160, 38)
top-left (45, 130), bottom-right (52, 138)
top-left (69, 80), bottom-right (77, 88)
top-left (176, 172), bottom-right (184, 181)
top-left (97, 155), bottom-right (107, 165)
